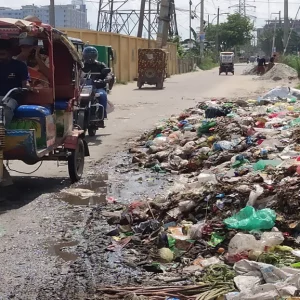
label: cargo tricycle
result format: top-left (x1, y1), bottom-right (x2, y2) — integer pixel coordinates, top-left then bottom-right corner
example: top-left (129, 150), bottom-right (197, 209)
top-left (219, 52), bottom-right (234, 75)
top-left (137, 48), bottom-right (167, 89)
top-left (0, 18), bottom-right (89, 186)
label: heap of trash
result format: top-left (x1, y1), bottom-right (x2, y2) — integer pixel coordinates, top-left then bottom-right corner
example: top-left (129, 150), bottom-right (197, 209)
top-left (102, 86), bottom-right (300, 300)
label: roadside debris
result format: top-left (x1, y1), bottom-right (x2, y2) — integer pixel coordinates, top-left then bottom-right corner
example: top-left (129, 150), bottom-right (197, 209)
top-left (243, 63), bottom-right (298, 81)
top-left (101, 89), bottom-right (300, 299)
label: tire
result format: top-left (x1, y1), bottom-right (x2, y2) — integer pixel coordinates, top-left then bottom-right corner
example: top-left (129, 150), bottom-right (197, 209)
top-left (156, 80), bottom-right (163, 89)
top-left (88, 126), bottom-right (96, 137)
top-left (226, 71), bottom-right (228, 75)
top-left (77, 110), bottom-right (87, 134)
top-left (68, 138), bottom-right (85, 183)
top-left (137, 81), bottom-right (142, 89)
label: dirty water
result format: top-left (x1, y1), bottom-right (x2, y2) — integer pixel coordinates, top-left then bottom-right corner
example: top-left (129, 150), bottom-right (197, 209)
top-left (48, 240), bottom-right (79, 262)
top-left (58, 153), bottom-right (173, 206)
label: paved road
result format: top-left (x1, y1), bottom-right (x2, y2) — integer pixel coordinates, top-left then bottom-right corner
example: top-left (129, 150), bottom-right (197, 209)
top-left (6, 65), bottom-right (270, 181)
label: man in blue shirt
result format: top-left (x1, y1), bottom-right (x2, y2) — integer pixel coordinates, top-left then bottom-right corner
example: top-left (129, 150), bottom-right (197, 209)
top-left (0, 40), bottom-right (30, 125)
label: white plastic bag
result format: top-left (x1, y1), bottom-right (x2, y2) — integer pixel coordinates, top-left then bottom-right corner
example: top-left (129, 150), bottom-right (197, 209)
top-left (107, 100), bottom-right (115, 114)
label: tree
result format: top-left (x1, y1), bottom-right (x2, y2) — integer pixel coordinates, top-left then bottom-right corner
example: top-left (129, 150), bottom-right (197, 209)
top-left (205, 13), bottom-right (254, 51)
top-left (258, 28), bottom-right (300, 55)
top-left (168, 35), bottom-right (185, 58)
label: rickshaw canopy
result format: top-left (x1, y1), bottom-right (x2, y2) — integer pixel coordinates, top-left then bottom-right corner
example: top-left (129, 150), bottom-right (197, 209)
top-left (0, 17), bottom-right (83, 67)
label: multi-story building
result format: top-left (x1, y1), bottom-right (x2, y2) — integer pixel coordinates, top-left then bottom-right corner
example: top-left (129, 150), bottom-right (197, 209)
top-left (0, 1), bottom-right (89, 29)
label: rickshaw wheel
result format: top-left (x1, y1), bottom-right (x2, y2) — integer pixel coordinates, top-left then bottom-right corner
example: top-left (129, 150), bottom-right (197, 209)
top-left (77, 110), bottom-right (87, 134)
top-left (156, 80), bottom-right (163, 89)
top-left (68, 138), bottom-right (85, 183)
top-left (88, 126), bottom-right (97, 137)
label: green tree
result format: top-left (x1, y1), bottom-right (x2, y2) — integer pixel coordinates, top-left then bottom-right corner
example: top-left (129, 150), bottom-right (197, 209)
top-left (258, 28), bottom-right (300, 55)
top-left (168, 35), bottom-right (185, 58)
top-left (205, 13), bottom-right (254, 51)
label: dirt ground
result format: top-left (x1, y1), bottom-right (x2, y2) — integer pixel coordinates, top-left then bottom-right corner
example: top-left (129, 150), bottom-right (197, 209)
top-left (0, 65), bottom-right (297, 299)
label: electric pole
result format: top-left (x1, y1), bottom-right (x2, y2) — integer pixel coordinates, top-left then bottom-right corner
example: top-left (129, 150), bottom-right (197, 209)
top-left (284, 0), bottom-right (289, 49)
top-left (216, 7), bottom-right (220, 52)
top-left (189, 0), bottom-right (192, 48)
top-left (49, 0), bottom-right (55, 27)
top-left (200, 0), bottom-right (204, 57)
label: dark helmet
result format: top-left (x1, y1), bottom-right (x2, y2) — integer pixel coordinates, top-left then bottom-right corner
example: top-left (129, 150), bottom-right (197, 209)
top-left (82, 46), bottom-right (98, 64)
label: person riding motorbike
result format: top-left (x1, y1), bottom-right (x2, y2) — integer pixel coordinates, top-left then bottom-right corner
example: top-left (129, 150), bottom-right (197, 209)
top-left (82, 46), bottom-right (112, 128)
top-left (0, 40), bottom-right (30, 126)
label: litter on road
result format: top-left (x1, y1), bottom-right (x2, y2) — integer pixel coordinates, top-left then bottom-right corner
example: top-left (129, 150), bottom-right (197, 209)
top-left (100, 86), bottom-right (300, 299)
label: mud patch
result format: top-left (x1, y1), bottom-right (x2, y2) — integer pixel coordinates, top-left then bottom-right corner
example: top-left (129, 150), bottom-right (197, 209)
top-left (48, 240), bottom-right (79, 262)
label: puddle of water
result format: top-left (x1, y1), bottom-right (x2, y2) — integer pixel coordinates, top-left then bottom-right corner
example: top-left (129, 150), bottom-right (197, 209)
top-left (48, 240), bottom-right (79, 262)
top-left (60, 175), bottom-right (108, 205)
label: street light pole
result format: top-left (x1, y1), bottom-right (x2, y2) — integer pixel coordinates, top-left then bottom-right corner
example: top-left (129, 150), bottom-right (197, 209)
top-left (49, 0), bottom-right (55, 27)
top-left (216, 7), bottom-right (220, 52)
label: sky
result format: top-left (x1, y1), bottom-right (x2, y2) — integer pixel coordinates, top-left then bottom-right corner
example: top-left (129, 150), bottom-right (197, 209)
top-left (3, 0), bottom-right (300, 39)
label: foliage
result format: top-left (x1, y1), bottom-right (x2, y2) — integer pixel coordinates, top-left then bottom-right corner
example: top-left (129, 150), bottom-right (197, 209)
top-left (258, 28), bottom-right (300, 55)
top-left (281, 55), bottom-right (300, 78)
top-left (205, 13), bottom-right (254, 51)
top-left (199, 55), bottom-right (218, 70)
top-left (168, 35), bottom-right (185, 58)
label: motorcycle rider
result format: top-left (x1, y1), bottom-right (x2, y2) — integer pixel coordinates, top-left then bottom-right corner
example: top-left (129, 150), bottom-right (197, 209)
top-left (82, 46), bottom-right (112, 128)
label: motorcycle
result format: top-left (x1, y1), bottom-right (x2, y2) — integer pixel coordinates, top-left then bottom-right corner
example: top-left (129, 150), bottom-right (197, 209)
top-left (76, 67), bottom-right (111, 137)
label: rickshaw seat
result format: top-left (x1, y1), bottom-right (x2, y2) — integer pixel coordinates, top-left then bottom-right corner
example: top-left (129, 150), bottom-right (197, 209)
top-left (14, 105), bottom-right (52, 118)
top-left (21, 88), bottom-right (54, 106)
top-left (54, 100), bottom-right (68, 111)
top-left (55, 84), bottom-right (75, 100)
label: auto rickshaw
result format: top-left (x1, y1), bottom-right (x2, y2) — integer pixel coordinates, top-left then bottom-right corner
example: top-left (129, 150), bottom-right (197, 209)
top-left (137, 48), bottom-right (167, 89)
top-left (219, 52), bottom-right (234, 75)
top-left (0, 18), bottom-right (89, 186)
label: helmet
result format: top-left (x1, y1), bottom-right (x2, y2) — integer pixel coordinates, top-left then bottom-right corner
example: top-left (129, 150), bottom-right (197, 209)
top-left (83, 46), bottom-right (98, 64)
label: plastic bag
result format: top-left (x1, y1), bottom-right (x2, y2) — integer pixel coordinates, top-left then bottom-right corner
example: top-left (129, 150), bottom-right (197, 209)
top-left (106, 100), bottom-right (115, 114)
top-left (224, 206), bottom-right (276, 231)
top-left (247, 184), bottom-right (264, 206)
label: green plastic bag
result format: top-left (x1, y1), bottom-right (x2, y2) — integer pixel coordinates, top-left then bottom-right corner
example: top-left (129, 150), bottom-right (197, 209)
top-left (197, 121), bottom-right (216, 136)
top-left (253, 159), bottom-right (281, 171)
top-left (224, 206), bottom-right (276, 231)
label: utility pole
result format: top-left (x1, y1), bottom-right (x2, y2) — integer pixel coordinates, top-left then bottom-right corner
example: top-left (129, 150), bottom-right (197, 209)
top-left (137, 0), bottom-right (146, 37)
top-left (148, 0), bottom-right (151, 47)
top-left (109, 0), bottom-right (114, 32)
top-left (156, 0), bottom-right (171, 48)
top-left (284, 0), bottom-right (289, 49)
top-left (272, 17), bottom-right (277, 56)
top-left (199, 0), bottom-right (204, 57)
top-left (189, 0), bottom-right (192, 48)
top-left (279, 10), bottom-right (281, 25)
top-left (49, 0), bottom-right (55, 27)
top-left (216, 7), bottom-right (220, 52)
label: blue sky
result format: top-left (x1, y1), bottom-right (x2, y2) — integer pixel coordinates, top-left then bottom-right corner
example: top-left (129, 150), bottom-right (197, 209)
top-left (4, 0), bottom-right (298, 39)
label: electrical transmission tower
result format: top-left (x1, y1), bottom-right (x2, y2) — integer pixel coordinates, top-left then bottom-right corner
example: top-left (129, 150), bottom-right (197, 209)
top-left (229, 0), bottom-right (256, 18)
top-left (96, 0), bottom-right (177, 39)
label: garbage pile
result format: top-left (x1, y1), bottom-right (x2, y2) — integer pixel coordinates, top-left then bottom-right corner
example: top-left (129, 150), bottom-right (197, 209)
top-left (103, 89), bottom-right (300, 299)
